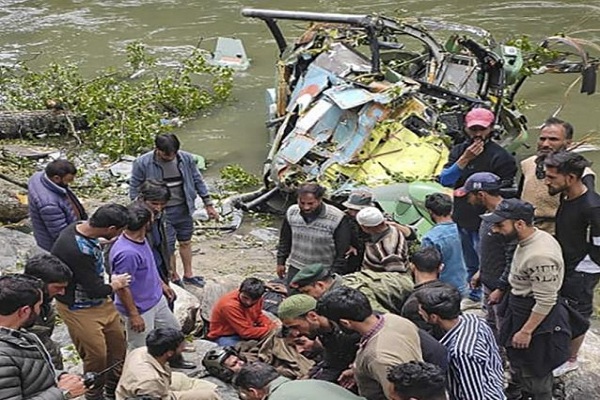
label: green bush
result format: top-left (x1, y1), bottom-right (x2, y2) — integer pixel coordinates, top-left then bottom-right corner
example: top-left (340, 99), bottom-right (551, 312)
top-left (0, 42), bottom-right (233, 159)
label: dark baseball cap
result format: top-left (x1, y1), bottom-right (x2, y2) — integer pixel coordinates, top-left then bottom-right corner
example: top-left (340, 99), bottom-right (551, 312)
top-left (454, 172), bottom-right (502, 197)
top-left (480, 198), bottom-right (535, 224)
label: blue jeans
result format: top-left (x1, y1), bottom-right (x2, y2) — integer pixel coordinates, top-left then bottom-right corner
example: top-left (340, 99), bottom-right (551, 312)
top-left (215, 335), bottom-right (241, 347)
top-left (459, 227), bottom-right (481, 301)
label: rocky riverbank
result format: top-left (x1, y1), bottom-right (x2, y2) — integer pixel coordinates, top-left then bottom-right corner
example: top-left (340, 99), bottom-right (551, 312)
top-left (0, 142), bottom-right (599, 399)
top-left (1, 224), bottom-right (599, 400)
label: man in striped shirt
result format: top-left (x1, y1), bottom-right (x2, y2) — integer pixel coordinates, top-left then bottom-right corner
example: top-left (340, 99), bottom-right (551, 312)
top-left (416, 284), bottom-right (505, 400)
top-left (355, 207), bottom-right (409, 272)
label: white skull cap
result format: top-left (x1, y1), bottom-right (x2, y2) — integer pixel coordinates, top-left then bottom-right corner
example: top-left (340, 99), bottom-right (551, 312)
top-left (356, 206), bottom-right (385, 227)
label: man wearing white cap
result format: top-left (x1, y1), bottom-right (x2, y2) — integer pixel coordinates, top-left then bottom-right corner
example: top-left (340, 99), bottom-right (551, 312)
top-left (355, 207), bottom-right (409, 272)
top-left (439, 108), bottom-right (517, 305)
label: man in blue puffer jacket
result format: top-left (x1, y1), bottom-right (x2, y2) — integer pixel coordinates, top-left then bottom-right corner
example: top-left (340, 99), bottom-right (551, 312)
top-left (28, 160), bottom-right (87, 251)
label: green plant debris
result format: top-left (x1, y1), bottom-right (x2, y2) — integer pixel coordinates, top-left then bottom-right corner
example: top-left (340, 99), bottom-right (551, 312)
top-left (505, 35), bottom-right (561, 78)
top-left (219, 164), bottom-right (261, 192)
top-left (0, 41), bottom-right (233, 159)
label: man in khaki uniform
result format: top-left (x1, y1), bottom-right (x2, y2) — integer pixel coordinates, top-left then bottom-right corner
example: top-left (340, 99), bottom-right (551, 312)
top-left (291, 263), bottom-right (413, 315)
top-left (117, 328), bottom-right (220, 400)
top-left (519, 117), bottom-right (595, 234)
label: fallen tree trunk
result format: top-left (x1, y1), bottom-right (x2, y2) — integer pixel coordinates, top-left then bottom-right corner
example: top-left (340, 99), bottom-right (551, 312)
top-left (0, 110), bottom-right (89, 139)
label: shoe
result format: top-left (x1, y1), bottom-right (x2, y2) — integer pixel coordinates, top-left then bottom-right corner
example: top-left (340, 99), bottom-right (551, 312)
top-left (171, 278), bottom-right (184, 288)
top-left (460, 297), bottom-right (481, 311)
top-left (183, 276), bottom-right (206, 287)
top-left (169, 359), bottom-right (196, 369)
top-left (552, 360), bottom-right (579, 377)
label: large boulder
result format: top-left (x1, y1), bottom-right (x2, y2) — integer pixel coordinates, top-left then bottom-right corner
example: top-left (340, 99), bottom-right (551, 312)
top-left (200, 274), bottom-right (244, 321)
top-left (172, 284), bottom-right (201, 334)
top-left (0, 226), bottom-right (43, 274)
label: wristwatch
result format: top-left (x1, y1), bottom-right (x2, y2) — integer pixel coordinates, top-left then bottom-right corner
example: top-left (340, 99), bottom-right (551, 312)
top-left (61, 389), bottom-right (73, 400)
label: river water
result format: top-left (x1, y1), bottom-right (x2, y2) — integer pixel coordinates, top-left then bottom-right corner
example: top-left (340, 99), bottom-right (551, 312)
top-left (1, 0), bottom-right (599, 174)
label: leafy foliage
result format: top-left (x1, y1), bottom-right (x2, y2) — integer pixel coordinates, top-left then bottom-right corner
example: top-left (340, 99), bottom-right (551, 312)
top-left (0, 42), bottom-right (233, 159)
top-left (219, 164), bottom-right (261, 192)
top-left (505, 34), bottom-right (561, 77)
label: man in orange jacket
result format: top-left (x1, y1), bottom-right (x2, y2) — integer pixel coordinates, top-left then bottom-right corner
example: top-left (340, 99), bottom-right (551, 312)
top-left (208, 278), bottom-right (277, 346)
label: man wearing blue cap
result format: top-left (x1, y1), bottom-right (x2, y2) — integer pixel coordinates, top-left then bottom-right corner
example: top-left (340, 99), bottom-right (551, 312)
top-left (454, 172), bottom-right (517, 332)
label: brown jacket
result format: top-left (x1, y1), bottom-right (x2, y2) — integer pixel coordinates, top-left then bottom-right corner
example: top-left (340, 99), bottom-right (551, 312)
top-left (354, 314), bottom-right (422, 400)
top-left (116, 347), bottom-right (217, 400)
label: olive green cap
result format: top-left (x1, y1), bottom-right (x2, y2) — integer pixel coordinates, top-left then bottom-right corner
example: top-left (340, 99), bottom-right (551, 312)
top-left (277, 294), bottom-right (317, 320)
top-left (290, 263), bottom-right (330, 288)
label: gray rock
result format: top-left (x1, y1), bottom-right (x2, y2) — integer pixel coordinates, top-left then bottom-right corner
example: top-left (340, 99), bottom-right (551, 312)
top-left (0, 227), bottom-right (43, 273)
top-left (200, 275), bottom-right (243, 321)
top-left (248, 228), bottom-right (279, 243)
top-left (173, 284), bottom-right (201, 335)
top-left (560, 329), bottom-right (600, 399)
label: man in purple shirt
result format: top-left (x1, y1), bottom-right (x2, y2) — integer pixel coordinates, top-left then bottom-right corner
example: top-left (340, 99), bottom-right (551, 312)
top-left (110, 203), bottom-right (179, 350)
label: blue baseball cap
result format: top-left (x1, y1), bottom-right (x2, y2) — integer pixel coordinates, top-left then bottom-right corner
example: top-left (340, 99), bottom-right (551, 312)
top-left (454, 172), bottom-right (502, 197)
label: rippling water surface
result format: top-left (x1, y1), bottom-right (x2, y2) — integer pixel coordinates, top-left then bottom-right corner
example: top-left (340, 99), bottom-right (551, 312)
top-left (0, 0), bottom-right (599, 172)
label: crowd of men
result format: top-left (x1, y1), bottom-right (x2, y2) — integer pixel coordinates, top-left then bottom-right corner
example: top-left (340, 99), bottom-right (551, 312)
top-left (0, 109), bottom-right (599, 400)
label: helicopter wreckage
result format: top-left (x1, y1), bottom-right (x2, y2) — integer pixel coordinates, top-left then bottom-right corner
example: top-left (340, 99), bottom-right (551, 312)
top-left (230, 8), bottom-right (598, 233)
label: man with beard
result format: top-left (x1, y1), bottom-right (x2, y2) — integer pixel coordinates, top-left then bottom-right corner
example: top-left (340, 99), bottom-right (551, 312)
top-left (416, 284), bottom-right (504, 400)
top-left (483, 199), bottom-right (587, 399)
top-left (454, 172), bottom-right (517, 338)
top-left (28, 159), bottom-right (87, 251)
top-left (401, 247), bottom-right (447, 340)
top-left (343, 190), bottom-right (415, 273)
top-left (355, 207), bottom-right (410, 272)
top-left (117, 328), bottom-right (220, 400)
top-left (277, 183), bottom-right (352, 283)
top-left (51, 204), bottom-right (132, 400)
top-left (0, 274), bottom-right (87, 400)
top-left (316, 287), bottom-right (423, 400)
top-left (439, 108), bottom-right (517, 306)
top-left (207, 278), bottom-right (277, 347)
top-left (277, 294), bottom-right (360, 385)
top-left (519, 117), bottom-right (595, 234)
top-left (544, 151), bottom-right (600, 377)
top-left (24, 253), bottom-right (73, 370)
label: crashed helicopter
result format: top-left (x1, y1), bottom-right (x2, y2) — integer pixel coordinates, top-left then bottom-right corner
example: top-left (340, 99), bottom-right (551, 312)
top-left (233, 8), bottom-right (599, 235)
